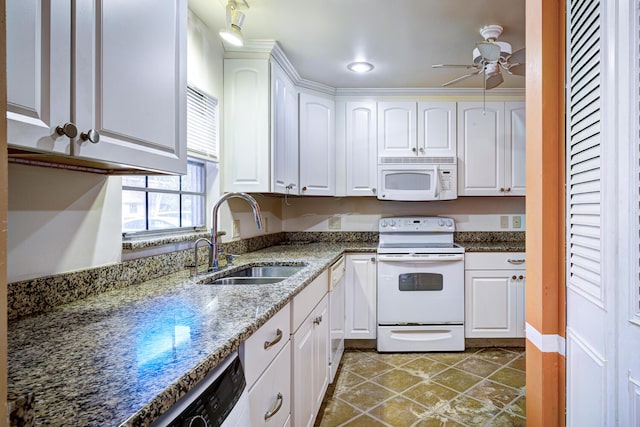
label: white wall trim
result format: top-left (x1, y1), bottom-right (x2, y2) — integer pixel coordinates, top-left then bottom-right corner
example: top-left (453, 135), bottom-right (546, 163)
top-left (526, 322), bottom-right (566, 357)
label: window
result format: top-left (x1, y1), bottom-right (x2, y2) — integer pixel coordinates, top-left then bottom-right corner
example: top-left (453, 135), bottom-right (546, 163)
top-left (187, 84), bottom-right (219, 162)
top-left (122, 160), bottom-right (206, 235)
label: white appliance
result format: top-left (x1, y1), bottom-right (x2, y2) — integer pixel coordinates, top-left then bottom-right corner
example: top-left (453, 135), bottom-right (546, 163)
top-left (377, 160), bottom-right (457, 201)
top-left (150, 352), bottom-right (251, 427)
top-left (377, 217), bottom-right (465, 352)
top-left (328, 256), bottom-right (346, 382)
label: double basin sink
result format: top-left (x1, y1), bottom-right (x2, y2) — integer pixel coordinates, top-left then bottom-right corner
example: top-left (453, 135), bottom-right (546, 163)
top-left (204, 265), bottom-right (305, 285)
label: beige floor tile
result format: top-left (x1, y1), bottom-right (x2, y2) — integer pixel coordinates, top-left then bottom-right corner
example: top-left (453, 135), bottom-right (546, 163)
top-left (334, 371), bottom-right (367, 393)
top-left (488, 367), bottom-right (526, 391)
top-left (346, 357), bottom-right (395, 378)
top-left (338, 381), bottom-right (396, 412)
top-left (474, 348), bottom-right (520, 365)
top-left (505, 395), bottom-right (526, 417)
top-left (439, 395), bottom-right (501, 426)
top-left (423, 351), bottom-right (476, 366)
top-left (373, 368), bottom-right (424, 393)
top-left (412, 414), bottom-right (466, 427)
top-left (400, 358), bottom-right (449, 380)
top-left (465, 380), bottom-right (521, 408)
top-left (490, 411), bottom-right (527, 426)
top-left (316, 398), bottom-right (361, 426)
top-left (453, 356), bottom-right (502, 378)
top-left (342, 414), bottom-right (389, 427)
top-left (368, 395), bottom-right (431, 427)
top-left (373, 352), bottom-right (422, 367)
top-left (403, 381), bottom-right (458, 409)
top-left (508, 355), bottom-right (526, 372)
top-left (431, 367), bottom-right (484, 393)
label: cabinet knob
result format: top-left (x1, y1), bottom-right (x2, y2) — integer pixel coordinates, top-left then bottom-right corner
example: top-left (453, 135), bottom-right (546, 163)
top-left (302, 186), bottom-right (307, 192)
top-left (80, 129), bottom-right (100, 144)
top-left (506, 187), bottom-right (511, 192)
top-left (371, 188), bottom-right (377, 194)
top-left (55, 122), bottom-right (78, 138)
top-left (371, 257), bottom-right (376, 263)
top-left (512, 275), bottom-right (517, 280)
top-left (419, 147), bottom-right (425, 153)
top-left (519, 275), bottom-right (524, 280)
top-left (313, 315), bottom-right (323, 325)
top-left (412, 147), bottom-right (417, 153)
top-left (500, 187), bottom-right (505, 192)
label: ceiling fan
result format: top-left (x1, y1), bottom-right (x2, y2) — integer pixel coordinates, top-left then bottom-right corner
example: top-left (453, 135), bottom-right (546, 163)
top-left (432, 24), bottom-right (525, 90)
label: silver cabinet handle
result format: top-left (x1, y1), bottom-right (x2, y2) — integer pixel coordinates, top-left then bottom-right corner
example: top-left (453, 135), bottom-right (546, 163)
top-left (313, 315), bottom-right (323, 325)
top-left (55, 122), bottom-right (78, 138)
top-left (371, 188), bottom-right (377, 194)
top-left (507, 259), bottom-right (525, 265)
top-left (263, 328), bottom-right (283, 350)
top-left (81, 129), bottom-right (100, 144)
top-left (264, 392), bottom-right (283, 420)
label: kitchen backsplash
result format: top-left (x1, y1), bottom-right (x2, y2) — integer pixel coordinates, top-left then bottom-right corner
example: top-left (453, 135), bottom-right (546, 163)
top-left (8, 231), bottom-right (523, 320)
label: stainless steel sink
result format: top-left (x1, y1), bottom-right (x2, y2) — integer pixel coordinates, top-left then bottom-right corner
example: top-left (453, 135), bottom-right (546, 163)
top-left (227, 265), bottom-right (305, 278)
top-left (202, 264), bottom-right (305, 285)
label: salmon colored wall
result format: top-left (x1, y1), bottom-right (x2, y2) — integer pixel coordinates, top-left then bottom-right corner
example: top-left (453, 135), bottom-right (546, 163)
top-left (525, 0), bottom-right (566, 425)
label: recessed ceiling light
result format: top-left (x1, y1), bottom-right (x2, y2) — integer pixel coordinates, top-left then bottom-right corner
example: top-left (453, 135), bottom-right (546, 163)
top-left (347, 62), bottom-right (374, 73)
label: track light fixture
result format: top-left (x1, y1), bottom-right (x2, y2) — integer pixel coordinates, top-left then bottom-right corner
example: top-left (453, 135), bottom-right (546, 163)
top-left (219, 0), bottom-right (245, 47)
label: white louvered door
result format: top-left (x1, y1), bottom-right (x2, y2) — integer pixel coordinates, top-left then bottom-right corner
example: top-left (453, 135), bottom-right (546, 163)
top-left (566, 0), bottom-right (610, 425)
top-left (567, 0), bottom-right (640, 425)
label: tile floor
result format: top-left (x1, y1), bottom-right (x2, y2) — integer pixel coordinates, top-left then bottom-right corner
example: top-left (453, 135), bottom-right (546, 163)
top-left (316, 348), bottom-right (525, 427)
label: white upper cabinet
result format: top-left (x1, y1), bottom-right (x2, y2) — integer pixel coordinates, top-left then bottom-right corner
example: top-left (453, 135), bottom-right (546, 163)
top-left (345, 101), bottom-right (377, 196)
top-left (7, 0), bottom-right (188, 174)
top-left (299, 92), bottom-right (335, 196)
top-left (377, 101), bottom-right (417, 158)
top-left (7, 0), bottom-right (71, 155)
top-left (223, 59), bottom-right (271, 192)
top-left (457, 101), bottom-right (525, 196)
top-left (271, 62), bottom-right (300, 195)
top-left (417, 102), bottom-right (457, 158)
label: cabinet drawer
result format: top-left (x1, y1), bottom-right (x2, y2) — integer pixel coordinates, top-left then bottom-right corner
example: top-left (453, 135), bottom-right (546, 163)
top-left (291, 270), bottom-right (328, 333)
top-left (465, 252), bottom-right (526, 270)
top-left (241, 303), bottom-right (291, 388)
top-left (248, 342), bottom-right (291, 427)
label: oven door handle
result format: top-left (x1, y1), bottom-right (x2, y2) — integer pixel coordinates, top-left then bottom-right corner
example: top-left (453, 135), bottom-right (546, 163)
top-left (377, 254), bottom-right (464, 262)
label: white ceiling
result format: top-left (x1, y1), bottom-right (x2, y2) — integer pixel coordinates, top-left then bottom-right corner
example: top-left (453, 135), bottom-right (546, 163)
top-left (188, 0), bottom-right (526, 90)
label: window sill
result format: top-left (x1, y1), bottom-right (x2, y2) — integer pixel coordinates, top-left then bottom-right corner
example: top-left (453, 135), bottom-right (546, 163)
top-left (123, 230), bottom-right (209, 252)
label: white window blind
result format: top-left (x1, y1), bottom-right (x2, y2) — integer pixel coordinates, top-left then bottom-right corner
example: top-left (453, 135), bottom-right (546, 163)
top-left (187, 84), bottom-right (218, 162)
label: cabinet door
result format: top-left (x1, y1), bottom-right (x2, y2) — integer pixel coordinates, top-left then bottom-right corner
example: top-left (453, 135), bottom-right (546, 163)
top-left (223, 59), bottom-right (270, 192)
top-left (312, 296), bottom-right (329, 416)
top-left (464, 270), bottom-right (518, 338)
top-left (345, 254), bottom-right (377, 339)
top-left (345, 101), bottom-right (377, 196)
top-left (6, 0), bottom-right (71, 155)
top-left (248, 342), bottom-right (291, 427)
top-left (505, 102), bottom-right (526, 196)
top-left (417, 102), bottom-right (457, 158)
top-left (74, 0), bottom-right (187, 174)
top-left (271, 62), bottom-right (299, 195)
top-left (377, 101), bottom-right (417, 158)
top-left (299, 92), bottom-right (335, 196)
top-left (457, 102), bottom-right (505, 196)
top-left (515, 273), bottom-right (526, 337)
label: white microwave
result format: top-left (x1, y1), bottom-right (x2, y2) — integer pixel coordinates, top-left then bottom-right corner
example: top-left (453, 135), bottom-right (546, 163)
top-left (377, 162), bottom-right (457, 201)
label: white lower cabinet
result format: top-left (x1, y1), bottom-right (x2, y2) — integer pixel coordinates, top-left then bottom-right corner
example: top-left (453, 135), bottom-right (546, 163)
top-left (464, 253), bottom-right (526, 338)
top-left (241, 303), bottom-right (291, 427)
top-left (291, 271), bottom-right (330, 427)
top-left (345, 253), bottom-right (377, 339)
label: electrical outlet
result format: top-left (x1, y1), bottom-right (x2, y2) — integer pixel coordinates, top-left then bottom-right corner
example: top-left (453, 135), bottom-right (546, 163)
top-left (500, 216), bottom-right (509, 229)
top-left (328, 215), bottom-right (341, 230)
top-left (512, 215), bottom-right (522, 229)
top-left (232, 220), bottom-right (240, 238)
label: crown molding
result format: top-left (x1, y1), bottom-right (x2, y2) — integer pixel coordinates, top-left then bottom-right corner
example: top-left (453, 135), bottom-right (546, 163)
top-left (223, 40), bottom-right (526, 98)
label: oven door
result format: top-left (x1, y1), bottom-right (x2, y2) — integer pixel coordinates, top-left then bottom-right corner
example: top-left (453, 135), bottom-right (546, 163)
top-left (377, 253), bottom-right (464, 324)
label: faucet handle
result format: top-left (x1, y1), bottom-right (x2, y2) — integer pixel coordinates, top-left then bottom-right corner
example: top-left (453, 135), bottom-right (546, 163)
top-left (226, 254), bottom-right (239, 265)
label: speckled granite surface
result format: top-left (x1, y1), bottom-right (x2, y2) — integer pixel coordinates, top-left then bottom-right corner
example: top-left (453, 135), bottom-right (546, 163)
top-left (8, 242), bottom-right (376, 427)
top-left (456, 231), bottom-right (525, 252)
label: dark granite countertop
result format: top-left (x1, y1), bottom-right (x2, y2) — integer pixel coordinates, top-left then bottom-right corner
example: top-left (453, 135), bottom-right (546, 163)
top-left (459, 241), bottom-right (526, 252)
top-left (8, 242), bottom-right (376, 426)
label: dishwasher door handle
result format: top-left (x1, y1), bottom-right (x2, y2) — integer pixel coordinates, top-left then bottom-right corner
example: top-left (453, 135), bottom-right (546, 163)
top-left (377, 254), bottom-right (464, 263)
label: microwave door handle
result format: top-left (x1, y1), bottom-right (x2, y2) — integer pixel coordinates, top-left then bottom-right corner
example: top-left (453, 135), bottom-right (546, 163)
top-left (433, 165), bottom-right (439, 198)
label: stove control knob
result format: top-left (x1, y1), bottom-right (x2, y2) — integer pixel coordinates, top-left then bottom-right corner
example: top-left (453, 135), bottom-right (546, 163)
top-left (389, 220), bottom-right (396, 227)
top-left (438, 219), bottom-right (445, 226)
top-left (381, 221), bottom-right (387, 227)
top-left (446, 219), bottom-right (453, 227)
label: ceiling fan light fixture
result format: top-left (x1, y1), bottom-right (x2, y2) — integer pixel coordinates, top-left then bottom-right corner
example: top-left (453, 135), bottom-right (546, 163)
top-left (347, 62), bottom-right (374, 73)
top-left (219, 1), bottom-right (245, 47)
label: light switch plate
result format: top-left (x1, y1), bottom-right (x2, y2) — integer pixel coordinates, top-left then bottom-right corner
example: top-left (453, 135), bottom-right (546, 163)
top-left (263, 217), bottom-right (269, 233)
top-left (232, 220), bottom-right (240, 238)
top-left (500, 216), bottom-right (509, 229)
top-left (328, 215), bottom-right (341, 230)
top-left (512, 215), bottom-right (522, 229)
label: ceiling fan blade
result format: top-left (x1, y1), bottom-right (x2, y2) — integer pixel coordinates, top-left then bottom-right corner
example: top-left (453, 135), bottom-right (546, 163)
top-left (432, 64), bottom-right (478, 69)
top-left (442, 69), bottom-right (483, 87)
top-left (509, 48), bottom-right (526, 64)
top-left (508, 62), bottom-right (526, 76)
top-left (476, 41), bottom-right (501, 61)
top-left (485, 70), bottom-right (504, 89)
